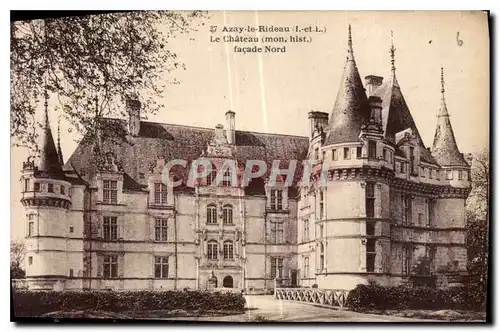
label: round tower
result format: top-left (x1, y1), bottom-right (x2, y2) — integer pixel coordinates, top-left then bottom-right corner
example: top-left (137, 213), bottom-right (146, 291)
top-left (20, 99), bottom-right (72, 290)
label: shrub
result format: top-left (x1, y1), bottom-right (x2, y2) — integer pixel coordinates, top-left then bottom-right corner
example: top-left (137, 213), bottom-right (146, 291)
top-left (13, 289), bottom-right (246, 317)
top-left (345, 283), bottom-right (486, 312)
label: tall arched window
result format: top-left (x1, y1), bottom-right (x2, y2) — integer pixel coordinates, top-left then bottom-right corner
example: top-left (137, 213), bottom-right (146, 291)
top-left (207, 241), bottom-right (218, 260)
top-left (206, 166), bottom-right (218, 186)
top-left (223, 204), bottom-right (233, 225)
top-left (223, 241), bottom-right (234, 260)
top-left (207, 204), bottom-right (217, 224)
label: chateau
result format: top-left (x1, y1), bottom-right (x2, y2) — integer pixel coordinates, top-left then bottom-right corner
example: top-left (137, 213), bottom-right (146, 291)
top-left (20, 27), bottom-right (471, 291)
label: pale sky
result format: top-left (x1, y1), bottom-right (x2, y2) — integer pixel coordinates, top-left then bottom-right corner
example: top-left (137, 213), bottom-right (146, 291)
top-left (11, 11), bottom-right (489, 240)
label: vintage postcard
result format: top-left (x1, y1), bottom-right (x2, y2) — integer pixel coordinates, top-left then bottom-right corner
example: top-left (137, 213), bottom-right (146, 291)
top-left (10, 10), bottom-right (490, 323)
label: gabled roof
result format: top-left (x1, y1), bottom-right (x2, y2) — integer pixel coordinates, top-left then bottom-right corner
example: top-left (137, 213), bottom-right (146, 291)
top-left (323, 25), bottom-right (371, 146)
top-left (431, 68), bottom-right (468, 167)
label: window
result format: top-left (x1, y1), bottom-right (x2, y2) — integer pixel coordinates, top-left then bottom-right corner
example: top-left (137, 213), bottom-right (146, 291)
top-left (48, 183), bottom-right (54, 193)
top-left (270, 190), bottom-right (283, 210)
top-left (402, 194), bottom-right (412, 225)
top-left (319, 190), bottom-right (324, 219)
top-left (409, 147), bottom-right (415, 174)
top-left (427, 199), bottom-right (435, 227)
top-left (343, 147), bottom-right (350, 160)
top-left (154, 183), bottom-right (168, 205)
top-left (402, 245), bottom-right (412, 275)
top-left (421, 167), bottom-right (425, 178)
top-left (366, 221), bottom-right (375, 236)
top-left (458, 170), bottom-right (464, 180)
top-left (365, 182), bottom-right (375, 218)
top-left (69, 226), bottom-right (74, 233)
top-left (400, 162), bottom-right (405, 174)
top-left (69, 269), bottom-right (74, 277)
top-left (28, 256), bottom-right (33, 265)
top-left (445, 170), bottom-right (453, 180)
top-left (154, 256), bottom-right (169, 279)
top-left (222, 169), bottom-right (232, 187)
top-left (384, 149), bottom-right (388, 162)
top-left (207, 241), bottom-right (218, 260)
top-left (206, 204), bottom-right (217, 224)
top-left (429, 169), bottom-right (433, 179)
top-left (103, 180), bottom-right (118, 204)
top-left (139, 172), bottom-right (145, 180)
top-left (303, 256), bottom-right (310, 278)
top-left (223, 205), bottom-right (233, 225)
top-left (270, 222), bottom-right (284, 244)
top-left (155, 218), bottom-right (168, 241)
top-left (223, 241), bottom-right (234, 260)
top-left (34, 182), bottom-right (40, 192)
top-left (332, 149), bottom-right (338, 161)
top-left (303, 219), bottom-right (309, 242)
top-left (322, 151), bottom-right (326, 161)
top-left (207, 167), bottom-right (217, 185)
top-left (270, 257), bottom-right (284, 279)
top-left (103, 216), bottom-right (118, 241)
top-left (28, 221), bottom-right (34, 237)
top-left (319, 243), bottom-right (325, 271)
top-left (368, 141), bottom-right (377, 159)
top-left (356, 146), bottom-right (362, 159)
top-left (103, 255), bottom-right (118, 278)
top-left (418, 213), bottom-right (423, 225)
top-left (24, 178), bottom-right (30, 192)
top-left (60, 185), bottom-right (65, 195)
top-left (366, 239), bottom-right (376, 272)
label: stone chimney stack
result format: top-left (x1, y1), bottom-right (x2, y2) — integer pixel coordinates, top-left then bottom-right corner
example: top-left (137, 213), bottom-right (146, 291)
top-left (225, 110), bottom-right (236, 145)
top-left (308, 111), bottom-right (329, 139)
top-left (126, 97), bottom-right (141, 137)
top-left (364, 75), bottom-right (384, 96)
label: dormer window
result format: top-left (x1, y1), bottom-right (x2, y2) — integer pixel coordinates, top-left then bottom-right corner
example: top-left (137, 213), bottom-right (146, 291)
top-left (222, 169), bottom-right (231, 187)
top-left (154, 183), bottom-right (168, 205)
top-left (343, 147), bottom-right (350, 160)
top-left (270, 189), bottom-right (283, 210)
top-left (24, 178), bottom-right (30, 192)
top-left (332, 149), bottom-right (338, 161)
top-left (103, 180), bottom-right (118, 204)
top-left (368, 141), bottom-right (377, 159)
top-left (34, 182), bottom-right (41, 192)
top-left (207, 167), bottom-right (217, 186)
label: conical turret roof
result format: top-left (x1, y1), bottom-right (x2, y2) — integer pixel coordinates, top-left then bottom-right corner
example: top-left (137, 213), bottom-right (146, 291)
top-left (37, 93), bottom-right (65, 179)
top-left (431, 67), bottom-right (468, 167)
top-left (323, 25), bottom-right (371, 146)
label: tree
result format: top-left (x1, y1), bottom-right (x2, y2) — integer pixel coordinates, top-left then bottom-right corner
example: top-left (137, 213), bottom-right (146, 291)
top-left (11, 11), bottom-right (206, 153)
top-left (466, 149), bottom-right (489, 295)
top-left (11, 241), bottom-right (26, 279)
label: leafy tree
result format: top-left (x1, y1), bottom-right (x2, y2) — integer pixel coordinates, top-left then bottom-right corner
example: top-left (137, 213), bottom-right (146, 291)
top-left (11, 11), bottom-right (206, 154)
top-left (466, 149), bottom-right (489, 294)
top-left (11, 241), bottom-right (26, 279)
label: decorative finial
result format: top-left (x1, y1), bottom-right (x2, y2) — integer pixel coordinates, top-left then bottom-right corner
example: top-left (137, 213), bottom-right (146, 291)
top-left (43, 84), bottom-right (49, 127)
top-left (440, 66), bottom-right (445, 94)
top-left (57, 117), bottom-right (61, 145)
top-left (390, 30), bottom-right (396, 74)
top-left (347, 24), bottom-right (354, 61)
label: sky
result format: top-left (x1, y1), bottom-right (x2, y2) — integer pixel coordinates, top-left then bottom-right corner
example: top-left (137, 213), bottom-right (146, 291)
top-left (11, 11), bottom-right (490, 240)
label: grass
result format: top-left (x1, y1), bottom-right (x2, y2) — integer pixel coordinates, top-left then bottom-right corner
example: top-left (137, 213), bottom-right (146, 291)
top-left (363, 309), bottom-right (487, 322)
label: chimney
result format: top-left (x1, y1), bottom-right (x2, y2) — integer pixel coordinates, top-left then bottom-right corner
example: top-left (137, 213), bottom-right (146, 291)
top-left (368, 96), bottom-right (383, 125)
top-left (225, 110), bottom-right (235, 145)
top-left (364, 75), bottom-right (383, 96)
top-left (308, 111), bottom-right (329, 139)
top-left (126, 97), bottom-right (141, 136)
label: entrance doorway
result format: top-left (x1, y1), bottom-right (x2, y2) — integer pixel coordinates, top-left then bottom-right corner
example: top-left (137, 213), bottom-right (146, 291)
top-left (223, 276), bottom-right (233, 288)
top-left (291, 270), bottom-right (298, 287)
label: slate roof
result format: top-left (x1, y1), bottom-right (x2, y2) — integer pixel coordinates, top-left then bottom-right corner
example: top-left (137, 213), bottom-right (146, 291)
top-left (66, 120), bottom-right (310, 192)
top-left (323, 26), bottom-right (371, 146)
top-left (431, 84), bottom-right (469, 167)
top-left (35, 106), bottom-right (66, 180)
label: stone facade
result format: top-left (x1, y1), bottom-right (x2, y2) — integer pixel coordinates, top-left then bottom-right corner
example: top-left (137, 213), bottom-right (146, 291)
top-left (20, 27), bottom-right (470, 291)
